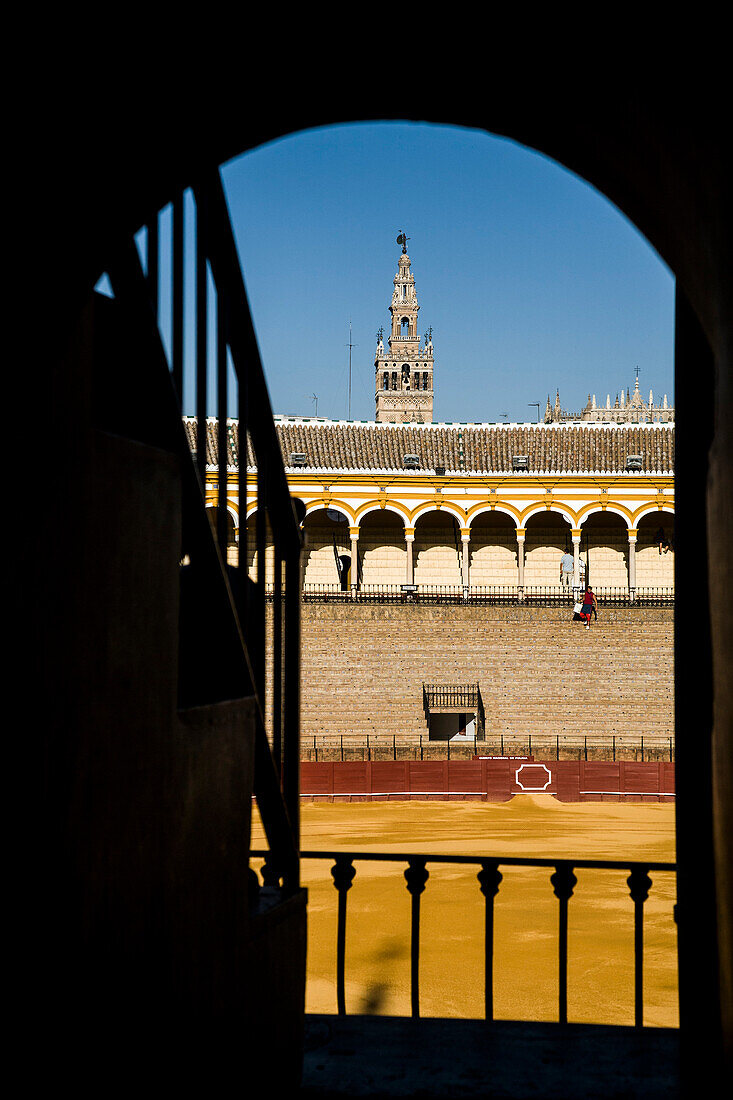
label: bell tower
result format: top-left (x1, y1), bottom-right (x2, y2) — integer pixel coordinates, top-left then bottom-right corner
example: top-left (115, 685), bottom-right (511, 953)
top-left (375, 234), bottom-right (434, 423)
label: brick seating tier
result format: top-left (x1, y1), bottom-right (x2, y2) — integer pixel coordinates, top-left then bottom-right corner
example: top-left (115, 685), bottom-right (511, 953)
top-left (265, 604), bottom-right (673, 747)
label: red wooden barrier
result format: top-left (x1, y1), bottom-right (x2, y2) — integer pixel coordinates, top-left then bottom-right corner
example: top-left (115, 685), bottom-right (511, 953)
top-left (299, 759), bottom-right (675, 803)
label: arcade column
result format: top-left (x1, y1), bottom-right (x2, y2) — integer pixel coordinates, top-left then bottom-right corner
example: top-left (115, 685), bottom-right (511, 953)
top-left (460, 527), bottom-right (471, 597)
top-left (516, 527), bottom-right (526, 598)
top-left (627, 527), bottom-right (637, 599)
top-left (349, 526), bottom-right (359, 596)
top-left (405, 526), bottom-right (415, 585)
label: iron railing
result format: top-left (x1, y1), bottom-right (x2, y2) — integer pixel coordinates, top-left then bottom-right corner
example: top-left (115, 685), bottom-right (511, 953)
top-left (422, 682), bottom-right (485, 739)
top-left (109, 170), bottom-right (302, 891)
top-left (251, 849), bottom-right (677, 1027)
top-left (282, 583), bottom-right (674, 606)
top-left (300, 733), bottom-right (675, 763)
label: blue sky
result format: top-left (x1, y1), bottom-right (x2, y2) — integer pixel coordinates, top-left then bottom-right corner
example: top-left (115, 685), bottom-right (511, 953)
top-left (116, 121), bottom-right (674, 425)
top-left (220, 122), bottom-right (674, 425)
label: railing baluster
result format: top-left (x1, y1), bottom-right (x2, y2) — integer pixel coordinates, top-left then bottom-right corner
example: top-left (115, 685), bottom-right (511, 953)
top-left (331, 857), bottom-right (356, 1016)
top-left (146, 214), bottom-right (158, 320)
top-left (405, 858), bottom-right (429, 1018)
top-left (171, 191), bottom-right (184, 397)
top-left (551, 862), bottom-right (577, 1024)
top-left (478, 860), bottom-right (502, 1020)
top-left (628, 865), bottom-right (652, 1027)
top-left (195, 196), bottom-right (208, 490)
top-left (267, 849), bottom-right (676, 1026)
top-left (216, 288), bottom-right (229, 558)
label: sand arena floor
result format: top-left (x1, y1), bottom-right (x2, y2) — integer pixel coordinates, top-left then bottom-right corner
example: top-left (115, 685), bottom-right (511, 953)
top-left (251, 795), bottom-right (678, 1029)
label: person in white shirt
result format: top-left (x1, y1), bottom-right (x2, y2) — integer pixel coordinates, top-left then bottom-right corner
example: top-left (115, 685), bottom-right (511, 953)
top-left (560, 551), bottom-right (574, 587)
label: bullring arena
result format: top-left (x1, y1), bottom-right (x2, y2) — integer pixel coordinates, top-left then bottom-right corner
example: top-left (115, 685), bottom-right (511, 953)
top-left (194, 247), bottom-right (676, 1030)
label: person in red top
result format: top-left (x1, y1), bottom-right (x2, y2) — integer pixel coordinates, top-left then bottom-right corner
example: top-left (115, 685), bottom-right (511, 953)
top-left (580, 586), bottom-right (598, 629)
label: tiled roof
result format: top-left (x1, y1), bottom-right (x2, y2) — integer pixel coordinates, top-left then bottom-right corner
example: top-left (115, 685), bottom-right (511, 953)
top-left (182, 417), bottom-right (675, 475)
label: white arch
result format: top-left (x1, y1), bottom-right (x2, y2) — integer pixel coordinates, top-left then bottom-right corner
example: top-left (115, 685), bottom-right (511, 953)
top-left (303, 501), bottom-right (355, 523)
top-left (354, 502), bottom-right (408, 527)
top-left (467, 504), bottom-right (521, 529)
top-left (521, 504), bottom-right (575, 527)
top-left (411, 503), bottom-right (466, 527)
top-left (634, 504), bottom-right (676, 526)
top-left (206, 502), bottom-right (239, 529)
top-left (578, 504), bottom-right (634, 529)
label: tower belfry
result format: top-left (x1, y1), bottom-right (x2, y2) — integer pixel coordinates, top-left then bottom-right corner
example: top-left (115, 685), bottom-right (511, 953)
top-left (375, 236), bottom-right (434, 423)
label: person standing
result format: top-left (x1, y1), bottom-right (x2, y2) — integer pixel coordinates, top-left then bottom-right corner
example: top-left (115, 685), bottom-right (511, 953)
top-left (560, 550), bottom-right (574, 587)
top-left (580, 585), bottom-right (598, 630)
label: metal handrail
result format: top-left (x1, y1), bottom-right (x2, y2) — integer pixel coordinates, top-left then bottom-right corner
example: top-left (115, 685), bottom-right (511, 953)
top-left (288, 583), bottom-right (674, 606)
top-left (251, 849), bottom-right (676, 1027)
top-left (300, 733), bottom-right (675, 762)
top-left (133, 170), bottom-right (301, 891)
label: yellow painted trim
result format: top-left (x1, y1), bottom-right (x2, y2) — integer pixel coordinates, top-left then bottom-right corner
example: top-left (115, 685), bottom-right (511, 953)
top-left (466, 500), bottom-right (522, 525)
top-left (409, 502), bottom-right (469, 526)
top-left (577, 501), bottom-right (635, 525)
top-left (303, 499), bottom-right (356, 523)
top-left (632, 502), bottom-right (675, 524)
top-left (520, 503), bottom-right (578, 526)
top-left (354, 499), bottom-right (411, 525)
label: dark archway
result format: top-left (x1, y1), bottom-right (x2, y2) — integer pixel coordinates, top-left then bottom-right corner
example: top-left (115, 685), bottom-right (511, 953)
top-left (523, 510), bottom-right (572, 588)
top-left (469, 511), bottom-right (518, 589)
top-left (413, 509), bottom-right (462, 588)
top-left (302, 507), bottom-right (350, 589)
top-left (637, 509), bottom-right (676, 590)
top-left (581, 510), bottom-right (630, 591)
top-left (359, 508), bottom-right (405, 588)
top-left (30, 70), bottom-right (730, 1085)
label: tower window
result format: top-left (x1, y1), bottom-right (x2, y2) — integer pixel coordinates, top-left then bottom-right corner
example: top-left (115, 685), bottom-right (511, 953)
top-left (401, 318), bottom-right (410, 336)
top-left (391, 372), bottom-right (397, 390)
top-left (422, 372), bottom-right (429, 390)
top-left (383, 372), bottom-right (389, 390)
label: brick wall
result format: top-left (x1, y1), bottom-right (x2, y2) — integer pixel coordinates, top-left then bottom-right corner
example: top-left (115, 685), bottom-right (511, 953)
top-left (274, 603), bottom-right (674, 747)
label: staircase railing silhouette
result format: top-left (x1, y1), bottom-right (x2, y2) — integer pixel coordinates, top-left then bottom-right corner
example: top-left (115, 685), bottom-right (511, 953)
top-left (106, 169), bottom-right (301, 891)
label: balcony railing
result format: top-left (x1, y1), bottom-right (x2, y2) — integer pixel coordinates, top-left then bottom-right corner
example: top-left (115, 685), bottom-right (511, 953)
top-left (301, 733), bottom-right (675, 762)
top-left (252, 849), bottom-right (677, 1027)
top-left (279, 583), bottom-right (674, 607)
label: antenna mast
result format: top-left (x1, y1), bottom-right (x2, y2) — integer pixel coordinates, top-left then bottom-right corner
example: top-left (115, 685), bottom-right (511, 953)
top-left (346, 320), bottom-right (357, 420)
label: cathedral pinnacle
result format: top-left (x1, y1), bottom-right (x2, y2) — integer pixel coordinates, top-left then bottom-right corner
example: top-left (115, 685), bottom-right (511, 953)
top-left (375, 236), bottom-right (434, 423)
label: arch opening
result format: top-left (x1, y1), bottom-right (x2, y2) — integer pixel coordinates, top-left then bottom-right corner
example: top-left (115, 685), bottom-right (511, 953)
top-left (413, 510), bottom-right (462, 589)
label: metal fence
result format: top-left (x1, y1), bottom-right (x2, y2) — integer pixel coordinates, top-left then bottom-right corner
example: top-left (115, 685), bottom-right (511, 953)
top-left (286, 583), bottom-right (675, 607)
top-left (300, 734), bottom-right (675, 763)
top-left (251, 848), bottom-right (676, 1027)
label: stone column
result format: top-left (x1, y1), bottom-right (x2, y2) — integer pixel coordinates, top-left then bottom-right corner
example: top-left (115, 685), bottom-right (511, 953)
top-left (516, 527), bottom-right (526, 599)
top-left (460, 527), bottom-right (471, 598)
top-left (572, 529), bottom-right (582, 595)
top-left (349, 526), bottom-right (359, 596)
top-left (300, 525), bottom-right (308, 590)
top-left (627, 528), bottom-right (637, 600)
top-left (405, 526), bottom-right (415, 585)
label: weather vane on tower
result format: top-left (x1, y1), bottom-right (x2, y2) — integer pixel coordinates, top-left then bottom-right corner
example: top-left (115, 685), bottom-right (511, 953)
top-left (396, 230), bottom-right (410, 253)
